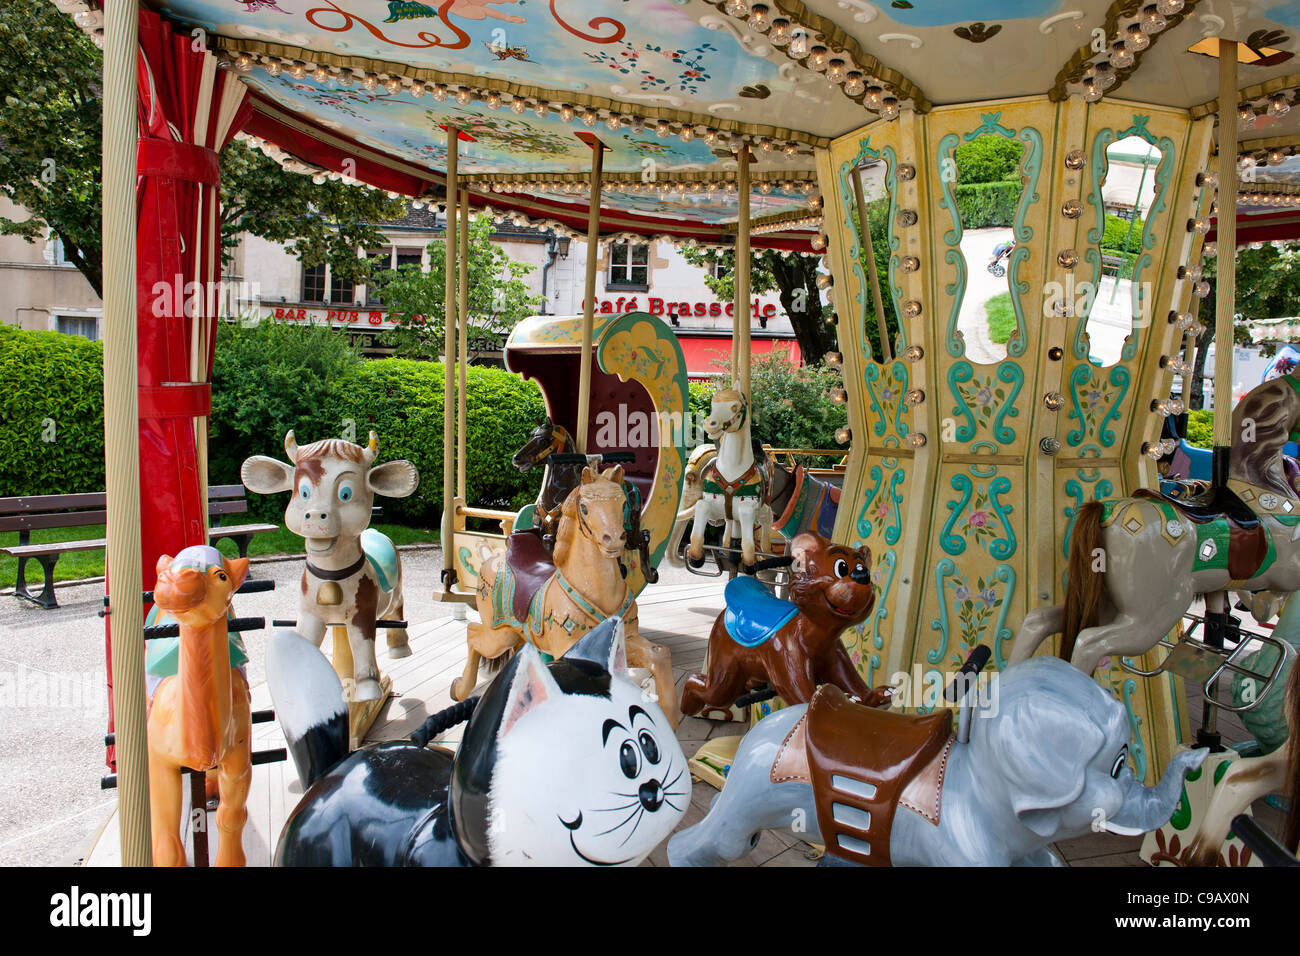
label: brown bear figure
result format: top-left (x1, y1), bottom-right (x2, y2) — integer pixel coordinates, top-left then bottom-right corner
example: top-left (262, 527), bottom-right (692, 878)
top-left (680, 532), bottom-right (892, 718)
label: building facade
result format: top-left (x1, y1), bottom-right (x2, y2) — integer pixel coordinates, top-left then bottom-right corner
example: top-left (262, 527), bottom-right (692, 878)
top-left (0, 199), bottom-right (802, 379)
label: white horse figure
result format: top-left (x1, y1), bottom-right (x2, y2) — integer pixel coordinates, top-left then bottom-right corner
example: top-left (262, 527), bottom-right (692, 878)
top-left (686, 388), bottom-right (770, 571)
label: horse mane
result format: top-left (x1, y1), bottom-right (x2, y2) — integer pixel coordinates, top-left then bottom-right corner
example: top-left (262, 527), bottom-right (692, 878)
top-left (1230, 374), bottom-right (1300, 495)
top-left (552, 485), bottom-right (582, 566)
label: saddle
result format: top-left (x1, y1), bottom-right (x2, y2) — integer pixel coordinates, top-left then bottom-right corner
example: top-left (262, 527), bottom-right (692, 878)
top-left (1132, 486), bottom-right (1271, 580)
top-left (799, 685), bottom-right (953, 866)
top-left (723, 576), bottom-right (799, 648)
top-left (503, 531), bottom-right (556, 623)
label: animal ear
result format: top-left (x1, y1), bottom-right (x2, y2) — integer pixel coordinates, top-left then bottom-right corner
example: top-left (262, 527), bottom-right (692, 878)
top-left (582, 465), bottom-right (595, 484)
top-left (606, 464), bottom-right (625, 485)
top-left (367, 460), bottom-right (419, 499)
top-left (223, 556), bottom-right (250, 591)
top-left (499, 644), bottom-right (562, 739)
top-left (284, 430), bottom-right (299, 462)
top-left (981, 691), bottom-right (1105, 838)
top-left (241, 456), bottom-right (294, 494)
top-left (790, 533), bottom-right (818, 574)
top-left (562, 617), bottom-right (628, 675)
top-left (156, 554), bottom-right (173, 575)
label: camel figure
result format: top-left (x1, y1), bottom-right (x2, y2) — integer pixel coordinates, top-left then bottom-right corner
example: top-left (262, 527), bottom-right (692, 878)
top-left (147, 546), bottom-right (252, 866)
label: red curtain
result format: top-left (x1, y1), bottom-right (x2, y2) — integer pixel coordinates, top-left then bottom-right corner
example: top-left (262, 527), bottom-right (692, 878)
top-left (105, 8), bottom-right (252, 768)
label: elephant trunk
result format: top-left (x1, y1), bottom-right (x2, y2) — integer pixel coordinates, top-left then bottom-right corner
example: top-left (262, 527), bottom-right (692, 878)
top-left (1106, 748), bottom-right (1208, 836)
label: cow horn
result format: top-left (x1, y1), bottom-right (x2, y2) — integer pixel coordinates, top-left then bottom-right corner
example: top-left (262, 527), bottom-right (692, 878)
top-left (364, 431), bottom-right (379, 464)
top-left (285, 430), bottom-right (300, 462)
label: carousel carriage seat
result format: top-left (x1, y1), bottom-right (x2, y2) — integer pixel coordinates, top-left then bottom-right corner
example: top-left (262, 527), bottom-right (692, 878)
top-left (794, 684), bottom-right (954, 867)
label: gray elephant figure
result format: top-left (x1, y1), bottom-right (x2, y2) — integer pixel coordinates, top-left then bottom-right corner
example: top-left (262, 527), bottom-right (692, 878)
top-left (668, 657), bottom-right (1207, 867)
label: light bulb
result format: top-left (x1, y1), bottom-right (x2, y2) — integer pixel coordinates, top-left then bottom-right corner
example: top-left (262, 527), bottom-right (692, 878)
top-left (1239, 105), bottom-right (1255, 127)
top-left (1111, 41), bottom-right (1135, 70)
top-left (881, 97), bottom-right (900, 120)
top-left (432, 84), bottom-right (448, 102)
top-left (826, 59), bottom-right (847, 83)
top-left (907, 433), bottom-right (927, 449)
top-left (678, 125), bottom-right (695, 143)
top-left (313, 65), bottom-right (329, 83)
top-left (835, 426), bottom-right (851, 445)
top-left (769, 18), bottom-right (791, 45)
top-left (1140, 4), bottom-right (1167, 34)
top-left (1044, 392), bottom-right (1066, 411)
top-left (455, 87), bottom-right (473, 105)
top-left (384, 76), bottom-right (402, 94)
top-left (724, 0), bottom-right (748, 16)
top-left (290, 61), bottom-right (307, 79)
top-left (903, 345), bottom-right (924, 362)
top-left (808, 46), bottom-right (829, 71)
top-left (783, 142), bottom-right (799, 157)
top-left (844, 72), bottom-right (865, 97)
top-left (749, 4), bottom-right (770, 31)
top-left (509, 96), bottom-right (526, 114)
top-left (790, 31), bottom-right (810, 58)
top-left (1270, 149), bottom-right (1286, 165)
top-left (810, 234), bottom-right (826, 251)
top-left (534, 101), bottom-right (549, 117)
top-left (363, 73), bottom-right (380, 92)
top-left (410, 81), bottom-right (426, 98)
top-left (830, 387), bottom-right (847, 404)
top-left (581, 108), bottom-right (598, 127)
top-left (1269, 94), bottom-right (1290, 118)
top-left (1127, 23), bottom-right (1150, 51)
top-left (265, 59), bottom-right (282, 77)
top-left (485, 91), bottom-right (502, 110)
top-left (1083, 78), bottom-right (1102, 103)
top-left (1157, 0), bottom-right (1184, 13)
top-left (656, 120), bottom-right (671, 138)
top-left (904, 389), bottom-right (925, 406)
top-left (865, 86), bottom-right (884, 110)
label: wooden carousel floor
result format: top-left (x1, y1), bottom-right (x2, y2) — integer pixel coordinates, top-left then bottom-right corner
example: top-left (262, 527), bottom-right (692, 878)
top-left (83, 576), bottom-right (1283, 868)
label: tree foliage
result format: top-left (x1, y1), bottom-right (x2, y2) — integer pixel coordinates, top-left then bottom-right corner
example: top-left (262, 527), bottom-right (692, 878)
top-left (955, 136), bottom-right (1024, 185)
top-left (373, 214), bottom-right (542, 360)
top-left (679, 244), bottom-right (836, 364)
top-left (0, 0), bottom-right (406, 297)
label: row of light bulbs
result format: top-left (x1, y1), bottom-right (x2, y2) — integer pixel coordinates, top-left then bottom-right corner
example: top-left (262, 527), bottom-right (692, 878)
top-left (484, 179), bottom-right (818, 197)
top-left (227, 51), bottom-right (807, 155)
top-left (1240, 94), bottom-right (1293, 127)
top-left (1079, 1), bottom-right (1187, 104)
top-left (1240, 191), bottom-right (1300, 208)
top-left (714, 1), bottom-right (905, 118)
top-left (1239, 147), bottom-right (1294, 168)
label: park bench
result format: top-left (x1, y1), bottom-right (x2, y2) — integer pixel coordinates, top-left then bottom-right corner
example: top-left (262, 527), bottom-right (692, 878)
top-left (1, 484), bottom-right (276, 609)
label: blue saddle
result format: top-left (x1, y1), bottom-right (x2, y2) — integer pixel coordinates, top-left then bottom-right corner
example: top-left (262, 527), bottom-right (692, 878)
top-left (362, 528), bottom-right (400, 593)
top-left (723, 577), bottom-right (799, 648)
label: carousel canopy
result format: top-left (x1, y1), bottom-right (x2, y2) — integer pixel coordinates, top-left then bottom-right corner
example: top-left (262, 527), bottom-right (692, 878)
top-left (61, 0), bottom-right (1300, 242)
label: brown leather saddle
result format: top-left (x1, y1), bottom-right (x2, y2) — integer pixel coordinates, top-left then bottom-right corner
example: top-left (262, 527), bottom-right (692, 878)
top-left (504, 530), bottom-right (556, 623)
top-left (1132, 487), bottom-right (1269, 579)
top-left (800, 686), bottom-right (954, 866)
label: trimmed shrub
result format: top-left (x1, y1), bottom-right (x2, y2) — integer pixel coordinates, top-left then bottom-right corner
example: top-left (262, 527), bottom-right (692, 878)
top-left (955, 136), bottom-right (1024, 185)
top-left (0, 324), bottom-right (105, 497)
top-left (955, 181), bottom-right (1022, 229)
top-left (1186, 409), bottom-right (1213, 448)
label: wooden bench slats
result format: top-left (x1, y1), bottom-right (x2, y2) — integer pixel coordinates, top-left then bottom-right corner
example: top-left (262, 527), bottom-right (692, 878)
top-left (0, 493), bottom-right (107, 514)
top-left (0, 510), bottom-right (109, 533)
top-left (3, 486), bottom-right (275, 609)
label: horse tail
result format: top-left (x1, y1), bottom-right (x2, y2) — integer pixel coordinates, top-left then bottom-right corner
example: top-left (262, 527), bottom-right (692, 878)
top-left (1060, 501), bottom-right (1106, 664)
top-left (1285, 653), bottom-right (1300, 853)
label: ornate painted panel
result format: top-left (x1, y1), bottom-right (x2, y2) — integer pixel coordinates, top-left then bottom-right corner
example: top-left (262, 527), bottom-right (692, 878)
top-left (819, 99), bottom-right (1213, 782)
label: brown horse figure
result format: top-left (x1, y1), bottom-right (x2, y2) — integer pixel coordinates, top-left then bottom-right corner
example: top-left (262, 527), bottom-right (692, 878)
top-left (146, 546), bottom-right (252, 866)
top-left (681, 533), bottom-right (892, 717)
top-left (452, 464), bottom-right (680, 726)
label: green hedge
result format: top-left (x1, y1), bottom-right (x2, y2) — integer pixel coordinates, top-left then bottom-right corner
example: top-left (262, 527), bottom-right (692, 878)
top-left (0, 324), bottom-right (105, 497)
top-left (1186, 409), bottom-right (1213, 448)
top-left (955, 181), bottom-right (1022, 230)
top-left (3, 322), bottom-right (545, 525)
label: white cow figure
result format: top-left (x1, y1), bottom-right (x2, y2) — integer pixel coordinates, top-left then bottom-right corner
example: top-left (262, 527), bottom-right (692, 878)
top-left (686, 388), bottom-right (769, 571)
top-left (242, 431), bottom-right (419, 701)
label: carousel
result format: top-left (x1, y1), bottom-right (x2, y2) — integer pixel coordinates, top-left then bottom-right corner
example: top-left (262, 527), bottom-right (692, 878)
top-left (60, 0), bottom-right (1300, 866)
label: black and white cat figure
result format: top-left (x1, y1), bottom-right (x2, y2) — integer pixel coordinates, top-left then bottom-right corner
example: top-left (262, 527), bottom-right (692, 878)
top-left (268, 617), bottom-right (689, 866)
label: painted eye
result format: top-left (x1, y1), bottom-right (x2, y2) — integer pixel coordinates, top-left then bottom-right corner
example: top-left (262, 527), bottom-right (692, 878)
top-left (1110, 745), bottom-right (1129, 779)
top-left (638, 730), bottom-right (661, 765)
top-left (618, 740), bottom-right (640, 778)
top-left (298, 480), bottom-right (312, 500)
top-left (834, 558), bottom-right (849, 578)
top-left (580, 503), bottom-right (588, 516)
top-left (338, 482), bottom-right (354, 502)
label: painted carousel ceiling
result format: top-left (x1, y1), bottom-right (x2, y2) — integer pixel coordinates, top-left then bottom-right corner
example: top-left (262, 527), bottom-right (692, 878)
top-left (90, 1), bottom-right (1300, 231)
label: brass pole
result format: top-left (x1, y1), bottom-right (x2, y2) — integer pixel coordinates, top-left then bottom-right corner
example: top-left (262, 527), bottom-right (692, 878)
top-left (576, 141), bottom-right (604, 455)
top-left (735, 146), bottom-right (752, 399)
top-left (457, 186), bottom-right (470, 499)
top-left (103, 0), bottom-right (151, 866)
top-left (852, 165), bottom-right (892, 363)
top-left (1212, 42), bottom-right (1237, 467)
top-left (441, 127), bottom-right (459, 560)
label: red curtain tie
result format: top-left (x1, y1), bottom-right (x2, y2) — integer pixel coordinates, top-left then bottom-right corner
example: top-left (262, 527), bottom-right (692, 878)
top-left (136, 138), bottom-right (220, 187)
top-left (137, 383), bottom-right (212, 420)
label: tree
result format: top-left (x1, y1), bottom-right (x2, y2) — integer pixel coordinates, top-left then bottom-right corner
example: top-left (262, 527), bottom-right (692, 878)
top-left (680, 244), bottom-right (837, 364)
top-left (1188, 241), bottom-right (1300, 409)
top-left (0, 0), bottom-right (405, 298)
top-left (373, 214), bottom-right (543, 360)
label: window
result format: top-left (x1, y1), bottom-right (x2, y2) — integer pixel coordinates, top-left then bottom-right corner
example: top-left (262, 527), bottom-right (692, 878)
top-left (366, 250), bottom-right (390, 305)
top-left (330, 274), bottom-right (355, 305)
top-left (710, 258), bottom-right (729, 280)
top-left (608, 242), bottom-right (649, 289)
top-left (396, 248), bottom-right (423, 272)
top-left (56, 315), bottom-right (98, 340)
top-left (302, 263), bottom-right (326, 303)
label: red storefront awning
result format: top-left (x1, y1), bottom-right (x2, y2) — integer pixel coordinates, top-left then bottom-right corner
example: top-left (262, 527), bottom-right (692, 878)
top-left (677, 337), bottom-right (802, 380)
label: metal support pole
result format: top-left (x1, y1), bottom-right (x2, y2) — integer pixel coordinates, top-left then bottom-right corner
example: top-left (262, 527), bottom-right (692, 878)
top-left (1212, 41), bottom-right (1238, 484)
top-left (576, 141), bottom-right (604, 455)
top-left (441, 127), bottom-right (459, 568)
top-left (735, 146), bottom-right (752, 398)
top-left (457, 186), bottom-right (470, 500)
top-left (852, 165), bottom-right (892, 363)
top-left (103, 0), bottom-right (151, 866)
